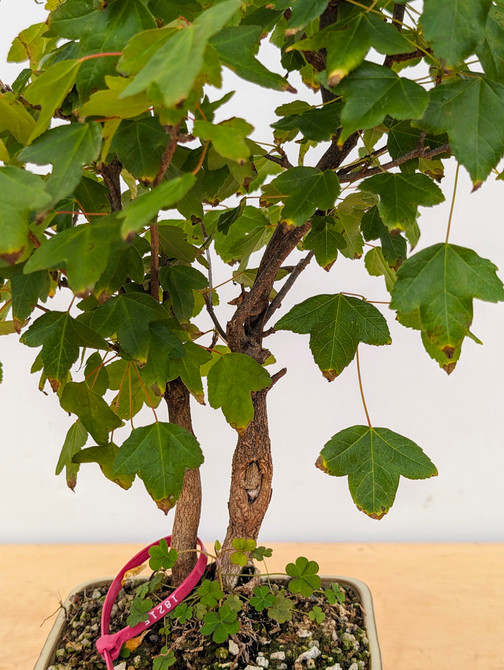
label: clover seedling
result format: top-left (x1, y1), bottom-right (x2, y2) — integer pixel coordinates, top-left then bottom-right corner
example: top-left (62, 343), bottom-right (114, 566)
top-left (286, 557), bottom-right (322, 597)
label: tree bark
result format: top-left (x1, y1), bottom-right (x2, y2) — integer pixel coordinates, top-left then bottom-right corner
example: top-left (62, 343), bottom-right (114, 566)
top-left (164, 377), bottom-right (202, 587)
top-left (220, 390), bottom-right (272, 587)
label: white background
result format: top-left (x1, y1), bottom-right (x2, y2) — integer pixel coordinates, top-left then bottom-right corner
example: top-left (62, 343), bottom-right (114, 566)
top-left (1, 0), bottom-right (504, 545)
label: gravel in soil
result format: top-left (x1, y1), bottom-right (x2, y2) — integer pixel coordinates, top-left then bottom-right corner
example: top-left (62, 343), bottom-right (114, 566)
top-left (46, 577), bottom-right (370, 670)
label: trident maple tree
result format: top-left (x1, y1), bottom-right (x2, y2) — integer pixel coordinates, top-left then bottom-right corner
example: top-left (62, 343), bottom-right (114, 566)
top-left (2, 0), bottom-right (504, 586)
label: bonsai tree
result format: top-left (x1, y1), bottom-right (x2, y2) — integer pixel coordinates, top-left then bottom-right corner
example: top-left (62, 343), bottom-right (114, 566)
top-left (1, 0), bottom-right (504, 594)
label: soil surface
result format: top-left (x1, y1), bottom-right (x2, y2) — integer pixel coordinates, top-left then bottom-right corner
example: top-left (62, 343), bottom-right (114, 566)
top-left (46, 576), bottom-right (370, 670)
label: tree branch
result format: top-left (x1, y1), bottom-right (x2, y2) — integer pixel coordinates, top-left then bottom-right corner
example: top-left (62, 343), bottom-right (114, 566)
top-left (264, 152), bottom-right (293, 169)
top-left (339, 142), bottom-right (451, 184)
top-left (264, 251), bottom-right (314, 325)
top-left (97, 158), bottom-right (123, 212)
top-left (227, 223), bottom-right (310, 359)
top-left (316, 132), bottom-right (360, 171)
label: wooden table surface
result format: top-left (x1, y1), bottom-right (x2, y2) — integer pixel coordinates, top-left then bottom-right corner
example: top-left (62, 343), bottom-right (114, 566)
top-left (1, 543), bottom-right (503, 670)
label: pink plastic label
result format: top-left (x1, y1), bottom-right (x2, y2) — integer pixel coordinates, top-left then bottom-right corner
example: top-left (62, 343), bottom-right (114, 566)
top-left (96, 536), bottom-right (207, 669)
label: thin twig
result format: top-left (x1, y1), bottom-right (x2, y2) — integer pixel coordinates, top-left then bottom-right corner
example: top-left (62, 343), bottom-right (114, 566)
top-left (383, 3), bottom-right (407, 68)
top-left (356, 347), bottom-right (372, 428)
top-left (150, 125), bottom-right (181, 299)
top-left (150, 222), bottom-right (160, 300)
top-left (337, 145), bottom-right (388, 176)
top-left (445, 163), bottom-right (460, 244)
top-left (152, 124), bottom-right (181, 189)
top-left (264, 252), bottom-right (315, 324)
top-left (270, 368), bottom-right (287, 387)
top-left (200, 221), bottom-right (227, 342)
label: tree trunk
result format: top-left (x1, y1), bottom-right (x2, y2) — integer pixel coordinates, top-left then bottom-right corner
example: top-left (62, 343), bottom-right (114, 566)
top-left (219, 390), bottom-right (272, 587)
top-left (164, 377), bottom-right (202, 587)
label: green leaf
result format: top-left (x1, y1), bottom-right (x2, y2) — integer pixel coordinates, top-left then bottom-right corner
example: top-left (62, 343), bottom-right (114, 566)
top-left (362, 206), bottom-right (406, 267)
top-left (55, 420), bottom-right (88, 491)
top-left (207, 353), bottom-right (272, 433)
top-left (73, 442), bottom-right (135, 490)
top-left (270, 167), bottom-right (340, 226)
top-left (287, 0), bottom-right (330, 34)
top-left (94, 245), bottom-right (144, 297)
top-left (286, 556), bottom-right (321, 597)
top-left (251, 545), bottom-right (273, 561)
top-left (84, 352), bottom-right (109, 396)
top-left (157, 225), bottom-right (198, 263)
top-left (335, 62), bottom-right (429, 143)
top-left (172, 603), bottom-right (193, 624)
top-left (216, 198), bottom-right (246, 234)
top-left (120, 0), bottom-right (241, 107)
top-left (60, 382), bottom-right (123, 445)
top-left (193, 118), bottom-right (253, 164)
top-left (387, 120), bottom-right (448, 174)
top-left (365, 247), bottom-right (396, 291)
top-left (276, 294), bottom-right (391, 380)
top-left (214, 206), bottom-right (271, 265)
top-left (159, 266), bottom-right (208, 322)
top-left (334, 209), bottom-right (364, 259)
top-left (210, 25), bottom-right (292, 91)
top-left (272, 101), bottom-right (341, 142)
top-left (148, 538), bottom-right (178, 571)
top-left (303, 215), bottom-right (345, 269)
top-left (167, 341), bottom-right (212, 404)
top-left (197, 580), bottom-right (224, 608)
top-left (118, 25), bottom-right (177, 76)
top-left (391, 243), bottom-right (504, 369)
top-left (267, 592), bottom-right (294, 624)
top-left (153, 649), bottom-right (176, 670)
top-left (325, 583), bottom-right (345, 605)
top-left (318, 425), bottom-right (438, 518)
top-left (289, 11), bottom-right (412, 85)
top-left (0, 92), bottom-right (36, 143)
top-left (0, 167), bottom-right (52, 263)
top-left (107, 359), bottom-right (162, 420)
top-left (10, 263), bottom-right (50, 322)
top-left (230, 538), bottom-right (257, 566)
top-left (24, 59), bottom-right (82, 142)
top-left (127, 597), bottom-right (154, 627)
top-left (421, 0), bottom-right (491, 66)
top-left (201, 605), bottom-right (240, 643)
top-left (79, 74), bottom-right (151, 119)
top-left (118, 175), bottom-right (196, 237)
top-left (81, 292), bottom-right (168, 363)
top-left (477, 5), bottom-right (504, 82)
top-left (419, 77), bottom-right (504, 186)
top-left (360, 173), bottom-right (444, 240)
top-left (24, 218), bottom-right (124, 295)
top-left (19, 122), bottom-right (102, 204)
top-left (109, 117), bottom-right (176, 182)
top-left (141, 321), bottom-right (185, 395)
top-left (51, 0), bottom-right (156, 100)
top-left (21, 311), bottom-right (108, 387)
top-left (112, 422), bottom-right (204, 513)
top-left (250, 585), bottom-right (275, 612)
top-left (8, 22), bottom-right (56, 68)
top-left (309, 606), bottom-right (326, 623)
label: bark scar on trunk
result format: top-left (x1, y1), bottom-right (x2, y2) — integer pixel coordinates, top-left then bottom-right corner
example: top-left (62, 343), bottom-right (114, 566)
top-left (244, 460), bottom-right (262, 503)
